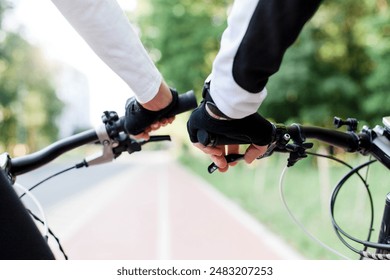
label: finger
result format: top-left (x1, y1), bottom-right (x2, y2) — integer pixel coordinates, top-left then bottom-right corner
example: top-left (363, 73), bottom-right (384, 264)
top-left (211, 154), bottom-right (228, 171)
top-left (218, 164), bottom-right (229, 173)
top-left (193, 142), bottom-right (224, 156)
top-left (151, 122), bottom-right (161, 130)
top-left (133, 132), bottom-right (150, 140)
top-left (244, 144), bottom-right (267, 164)
top-left (160, 116), bottom-right (175, 126)
top-left (226, 145), bottom-right (240, 166)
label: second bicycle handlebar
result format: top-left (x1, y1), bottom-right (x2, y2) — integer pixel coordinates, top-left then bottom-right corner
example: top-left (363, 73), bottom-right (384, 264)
top-left (286, 125), bottom-right (365, 152)
top-left (197, 124), bottom-right (365, 151)
top-left (197, 117), bottom-right (390, 171)
top-left (9, 90), bottom-right (197, 176)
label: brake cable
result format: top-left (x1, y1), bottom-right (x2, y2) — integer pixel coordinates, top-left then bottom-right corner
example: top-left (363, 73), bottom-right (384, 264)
top-left (17, 163), bottom-right (83, 260)
top-left (279, 164), bottom-right (350, 259)
top-left (279, 149), bottom-right (380, 259)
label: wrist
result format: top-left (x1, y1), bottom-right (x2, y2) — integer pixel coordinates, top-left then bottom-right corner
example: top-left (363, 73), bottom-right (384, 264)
top-left (203, 82), bottom-right (233, 121)
top-left (141, 82), bottom-right (172, 111)
top-left (205, 101), bottom-right (233, 121)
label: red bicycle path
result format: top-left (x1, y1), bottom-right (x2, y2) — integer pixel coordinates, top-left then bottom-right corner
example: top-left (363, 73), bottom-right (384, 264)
top-left (45, 151), bottom-right (303, 260)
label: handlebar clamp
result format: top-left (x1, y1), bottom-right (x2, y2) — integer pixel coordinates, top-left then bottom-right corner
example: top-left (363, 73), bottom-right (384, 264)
top-left (334, 116), bottom-right (358, 132)
top-left (102, 111), bottom-right (122, 139)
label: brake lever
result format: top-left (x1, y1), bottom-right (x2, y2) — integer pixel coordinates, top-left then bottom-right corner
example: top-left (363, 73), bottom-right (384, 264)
top-left (141, 135), bottom-right (171, 144)
top-left (207, 133), bottom-right (291, 174)
top-left (207, 154), bottom-right (245, 174)
top-left (85, 132), bottom-right (172, 167)
top-left (207, 143), bottom-right (279, 174)
top-left (113, 134), bottom-right (171, 156)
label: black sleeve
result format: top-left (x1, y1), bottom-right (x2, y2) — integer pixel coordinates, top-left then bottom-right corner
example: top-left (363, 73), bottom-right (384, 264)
top-left (0, 170), bottom-right (55, 260)
top-left (233, 0), bottom-right (323, 93)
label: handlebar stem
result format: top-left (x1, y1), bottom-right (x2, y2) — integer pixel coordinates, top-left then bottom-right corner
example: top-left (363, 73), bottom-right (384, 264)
top-left (369, 125), bottom-right (390, 170)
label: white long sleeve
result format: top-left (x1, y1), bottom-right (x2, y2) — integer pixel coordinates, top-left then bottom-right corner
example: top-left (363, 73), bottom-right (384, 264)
top-left (51, 0), bottom-right (162, 103)
top-left (211, 0), bottom-right (321, 118)
top-left (210, 0), bottom-right (267, 119)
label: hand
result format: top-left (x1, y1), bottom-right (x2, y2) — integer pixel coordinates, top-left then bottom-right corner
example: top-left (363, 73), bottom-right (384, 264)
top-left (133, 116), bottom-right (175, 140)
top-left (124, 82), bottom-right (177, 138)
top-left (193, 142), bottom-right (268, 172)
top-left (187, 83), bottom-right (274, 172)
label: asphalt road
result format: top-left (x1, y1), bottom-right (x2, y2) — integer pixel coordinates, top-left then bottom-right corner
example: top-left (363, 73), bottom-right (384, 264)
top-left (15, 151), bottom-right (303, 260)
top-left (16, 158), bottom-right (131, 208)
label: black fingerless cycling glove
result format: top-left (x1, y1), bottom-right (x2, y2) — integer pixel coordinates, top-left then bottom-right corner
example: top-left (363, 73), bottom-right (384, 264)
top-left (187, 84), bottom-right (275, 146)
top-left (124, 89), bottom-right (179, 135)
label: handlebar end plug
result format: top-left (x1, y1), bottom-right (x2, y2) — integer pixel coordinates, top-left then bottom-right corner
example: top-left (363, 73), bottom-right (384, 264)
top-left (197, 130), bottom-right (215, 147)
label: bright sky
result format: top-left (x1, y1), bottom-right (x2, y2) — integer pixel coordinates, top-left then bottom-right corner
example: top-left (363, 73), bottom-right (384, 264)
top-left (4, 0), bottom-right (138, 126)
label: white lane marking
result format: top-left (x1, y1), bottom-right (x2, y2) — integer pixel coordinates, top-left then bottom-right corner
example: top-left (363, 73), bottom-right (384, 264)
top-left (157, 163), bottom-right (171, 260)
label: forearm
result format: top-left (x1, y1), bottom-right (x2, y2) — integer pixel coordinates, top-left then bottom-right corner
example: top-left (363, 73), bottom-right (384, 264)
top-left (51, 0), bottom-right (161, 103)
top-left (211, 0), bottom-right (323, 118)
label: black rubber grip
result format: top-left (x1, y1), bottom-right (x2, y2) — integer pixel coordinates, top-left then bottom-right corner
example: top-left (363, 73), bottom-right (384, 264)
top-left (197, 129), bottom-right (253, 147)
top-left (169, 90), bottom-right (198, 116)
top-left (119, 90), bottom-right (197, 133)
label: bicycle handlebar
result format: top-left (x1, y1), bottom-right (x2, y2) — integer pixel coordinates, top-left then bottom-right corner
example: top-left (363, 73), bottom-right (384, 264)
top-left (286, 125), bottom-right (363, 152)
top-left (10, 130), bottom-right (98, 176)
top-left (9, 90), bottom-right (197, 177)
top-left (116, 90), bottom-right (198, 130)
top-left (285, 123), bottom-right (389, 170)
top-left (200, 116), bottom-right (390, 171)
top-left (197, 124), bottom-right (362, 150)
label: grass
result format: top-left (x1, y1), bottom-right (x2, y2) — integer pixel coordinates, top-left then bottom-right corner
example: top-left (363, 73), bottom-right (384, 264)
top-left (180, 149), bottom-right (390, 260)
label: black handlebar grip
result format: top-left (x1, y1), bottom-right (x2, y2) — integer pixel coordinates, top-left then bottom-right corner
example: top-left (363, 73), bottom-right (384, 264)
top-left (169, 90), bottom-right (198, 116)
top-left (197, 130), bottom-right (213, 146)
top-left (197, 129), bottom-right (253, 147)
top-left (119, 90), bottom-right (197, 133)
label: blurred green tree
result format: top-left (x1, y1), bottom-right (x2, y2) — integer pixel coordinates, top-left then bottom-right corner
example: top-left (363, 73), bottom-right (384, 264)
top-left (0, 0), bottom-right (63, 153)
top-left (359, 0), bottom-right (390, 123)
top-left (135, 0), bottom-right (229, 96)
top-left (135, 0), bottom-right (389, 126)
top-left (263, 0), bottom-right (389, 125)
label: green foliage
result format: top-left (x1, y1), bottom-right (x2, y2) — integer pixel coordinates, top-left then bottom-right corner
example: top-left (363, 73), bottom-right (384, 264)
top-left (359, 3), bottom-right (390, 122)
top-left (0, 1), bottom-right (63, 152)
top-left (264, 0), bottom-right (389, 125)
top-left (135, 0), bottom-right (230, 96)
top-left (135, 0), bottom-right (389, 126)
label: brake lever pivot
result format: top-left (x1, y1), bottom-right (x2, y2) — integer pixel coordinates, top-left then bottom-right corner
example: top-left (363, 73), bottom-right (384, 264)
top-left (85, 111), bottom-right (171, 167)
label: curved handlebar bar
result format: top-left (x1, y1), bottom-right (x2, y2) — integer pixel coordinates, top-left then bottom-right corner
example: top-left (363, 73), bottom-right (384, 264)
top-left (9, 90), bottom-right (197, 176)
top-left (283, 124), bottom-right (389, 170)
top-left (197, 124), bottom-right (365, 151)
top-left (200, 117), bottom-right (390, 172)
top-left (286, 125), bottom-right (364, 152)
top-left (10, 130), bottom-right (98, 176)
top-left (197, 124), bottom-right (364, 151)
